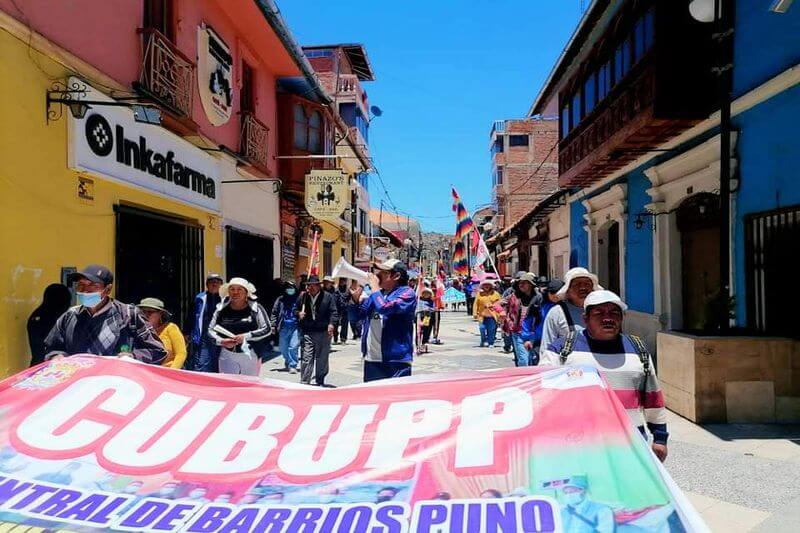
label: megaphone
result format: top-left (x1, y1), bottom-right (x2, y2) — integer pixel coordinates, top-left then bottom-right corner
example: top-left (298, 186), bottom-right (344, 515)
top-left (332, 257), bottom-right (370, 285)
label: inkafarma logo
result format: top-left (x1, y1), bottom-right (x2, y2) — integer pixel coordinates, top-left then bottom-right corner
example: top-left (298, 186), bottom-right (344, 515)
top-left (81, 112), bottom-right (216, 200)
top-left (85, 114), bottom-right (113, 157)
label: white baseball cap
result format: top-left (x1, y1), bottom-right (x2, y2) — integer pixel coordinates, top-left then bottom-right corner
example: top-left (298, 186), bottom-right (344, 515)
top-left (583, 289), bottom-right (627, 311)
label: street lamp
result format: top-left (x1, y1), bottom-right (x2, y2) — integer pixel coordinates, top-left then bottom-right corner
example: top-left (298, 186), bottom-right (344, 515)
top-left (688, 0), bottom-right (718, 23)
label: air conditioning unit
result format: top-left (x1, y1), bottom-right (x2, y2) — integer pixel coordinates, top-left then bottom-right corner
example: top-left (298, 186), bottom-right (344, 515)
top-left (770, 0), bottom-right (794, 13)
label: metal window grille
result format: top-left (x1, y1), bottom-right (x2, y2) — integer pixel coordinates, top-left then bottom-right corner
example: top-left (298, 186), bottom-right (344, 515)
top-left (745, 205), bottom-right (800, 337)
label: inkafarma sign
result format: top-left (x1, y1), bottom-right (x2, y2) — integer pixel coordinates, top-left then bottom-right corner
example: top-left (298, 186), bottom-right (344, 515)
top-left (0, 357), bottom-right (707, 532)
top-left (68, 79), bottom-right (221, 212)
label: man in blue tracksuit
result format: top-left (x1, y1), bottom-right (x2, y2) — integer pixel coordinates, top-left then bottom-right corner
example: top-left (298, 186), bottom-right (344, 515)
top-left (352, 259), bottom-right (417, 382)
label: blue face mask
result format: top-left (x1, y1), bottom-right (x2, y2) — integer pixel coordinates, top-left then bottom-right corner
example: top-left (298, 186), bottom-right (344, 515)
top-left (286, 288), bottom-right (296, 296)
top-left (77, 291), bottom-right (103, 308)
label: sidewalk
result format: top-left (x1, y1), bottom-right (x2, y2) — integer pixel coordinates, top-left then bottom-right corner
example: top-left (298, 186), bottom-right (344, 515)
top-left (664, 411), bottom-right (800, 532)
top-left (261, 310), bottom-right (800, 531)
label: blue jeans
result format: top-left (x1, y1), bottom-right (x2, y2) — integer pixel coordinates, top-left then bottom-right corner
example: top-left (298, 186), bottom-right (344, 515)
top-left (190, 336), bottom-right (220, 373)
top-left (479, 317), bottom-right (498, 346)
top-left (279, 323), bottom-right (300, 369)
top-left (512, 333), bottom-right (539, 366)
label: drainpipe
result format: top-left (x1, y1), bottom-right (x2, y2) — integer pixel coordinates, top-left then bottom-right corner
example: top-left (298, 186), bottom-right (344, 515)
top-left (717, 0), bottom-right (736, 331)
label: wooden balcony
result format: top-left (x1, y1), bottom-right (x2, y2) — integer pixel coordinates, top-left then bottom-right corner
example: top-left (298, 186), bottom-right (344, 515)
top-left (139, 28), bottom-right (194, 117)
top-left (558, 64), bottom-right (703, 188)
top-left (240, 112), bottom-right (270, 170)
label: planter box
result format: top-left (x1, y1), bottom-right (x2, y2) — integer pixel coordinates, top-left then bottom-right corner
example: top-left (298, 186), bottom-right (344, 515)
top-left (656, 331), bottom-right (800, 423)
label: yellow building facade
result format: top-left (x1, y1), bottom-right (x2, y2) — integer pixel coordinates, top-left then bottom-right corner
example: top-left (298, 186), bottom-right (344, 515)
top-left (0, 26), bottom-right (223, 376)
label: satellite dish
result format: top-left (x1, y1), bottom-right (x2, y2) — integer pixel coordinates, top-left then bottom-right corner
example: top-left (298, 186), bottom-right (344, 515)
top-left (370, 105), bottom-right (383, 118)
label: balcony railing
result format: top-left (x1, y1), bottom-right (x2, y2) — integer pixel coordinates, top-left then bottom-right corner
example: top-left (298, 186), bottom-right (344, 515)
top-left (490, 120), bottom-right (506, 138)
top-left (240, 112), bottom-right (270, 169)
top-left (139, 28), bottom-right (194, 117)
top-left (558, 65), bottom-right (657, 185)
top-left (337, 74), bottom-right (370, 118)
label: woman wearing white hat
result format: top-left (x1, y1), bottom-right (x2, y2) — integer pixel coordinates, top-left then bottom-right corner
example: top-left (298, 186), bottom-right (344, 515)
top-left (208, 277), bottom-right (272, 376)
top-left (540, 267), bottom-right (601, 352)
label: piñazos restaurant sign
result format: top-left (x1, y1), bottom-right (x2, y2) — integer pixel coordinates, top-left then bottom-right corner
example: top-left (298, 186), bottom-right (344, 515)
top-left (67, 78), bottom-right (221, 212)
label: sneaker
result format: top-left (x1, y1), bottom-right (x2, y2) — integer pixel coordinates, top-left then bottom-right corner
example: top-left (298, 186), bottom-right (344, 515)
top-left (289, 367), bottom-right (298, 374)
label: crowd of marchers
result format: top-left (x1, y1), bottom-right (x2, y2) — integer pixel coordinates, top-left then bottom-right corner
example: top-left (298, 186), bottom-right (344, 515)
top-left (26, 260), bottom-right (667, 461)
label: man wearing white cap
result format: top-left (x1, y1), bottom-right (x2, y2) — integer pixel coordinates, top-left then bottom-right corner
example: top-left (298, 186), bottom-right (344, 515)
top-left (541, 290), bottom-right (669, 462)
top-left (540, 267), bottom-right (599, 351)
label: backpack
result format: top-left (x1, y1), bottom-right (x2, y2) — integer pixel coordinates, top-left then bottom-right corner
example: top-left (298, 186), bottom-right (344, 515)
top-left (116, 303), bottom-right (144, 352)
top-left (557, 300), bottom-right (575, 331)
top-left (560, 332), bottom-right (651, 401)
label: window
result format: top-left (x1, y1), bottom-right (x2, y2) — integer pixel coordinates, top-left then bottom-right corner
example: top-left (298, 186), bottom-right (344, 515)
top-left (598, 62), bottom-right (611, 101)
top-left (509, 135), bottom-right (529, 147)
top-left (496, 166), bottom-right (504, 185)
top-left (240, 62), bottom-right (254, 113)
top-left (644, 8), bottom-right (655, 51)
top-left (571, 92), bottom-right (582, 129)
top-left (144, 0), bottom-right (174, 40)
top-left (584, 73), bottom-right (596, 115)
top-left (323, 242), bottom-right (333, 276)
top-left (491, 138), bottom-right (504, 154)
top-left (622, 38), bottom-right (632, 74)
top-left (614, 45), bottom-right (625, 83)
top-left (359, 209), bottom-right (368, 234)
top-left (561, 105), bottom-right (570, 138)
top-left (293, 104), bottom-right (307, 150)
top-left (308, 111), bottom-right (322, 153)
top-left (305, 49), bottom-right (334, 59)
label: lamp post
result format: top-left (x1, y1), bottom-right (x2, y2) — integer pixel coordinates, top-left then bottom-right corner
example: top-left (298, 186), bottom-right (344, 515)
top-left (689, 0), bottom-right (735, 331)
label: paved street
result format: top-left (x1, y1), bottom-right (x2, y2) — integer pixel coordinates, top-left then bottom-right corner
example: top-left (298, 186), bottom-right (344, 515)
top-left (260, 310), bottom-right (515, 387)
top-left (261, 311), bottom-right (800, 532)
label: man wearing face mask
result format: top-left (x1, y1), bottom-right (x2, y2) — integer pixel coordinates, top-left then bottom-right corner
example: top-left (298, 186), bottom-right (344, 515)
top-left (270, 281), bottom-right (300, 373)
top-left (550, 476), bottom-right (614, 532)
top-left (43, 265), bottom-right (166, 364)
top-left (351, 259), bottom-right (417, 382)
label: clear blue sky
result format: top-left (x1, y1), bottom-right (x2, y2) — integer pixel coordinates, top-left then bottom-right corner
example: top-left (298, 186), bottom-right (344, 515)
top-left (279, 0), bottom-right (582, 232)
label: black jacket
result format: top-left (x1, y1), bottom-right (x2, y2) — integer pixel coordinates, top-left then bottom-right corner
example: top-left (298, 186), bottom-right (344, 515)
top-left (295, 290), bottom-right (339, 332)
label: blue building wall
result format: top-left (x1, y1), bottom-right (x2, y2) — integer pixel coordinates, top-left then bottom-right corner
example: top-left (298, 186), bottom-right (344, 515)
top-left (624, 171), bottom-right (655, 314)
top-left (569, 199), bottom-right (588, 268)
top-left (726, 1), bottom-right (800, 325)
top-left (731, 84), bottom-right (800, 323)
top-left (733, 1), bottom-right (800, 97)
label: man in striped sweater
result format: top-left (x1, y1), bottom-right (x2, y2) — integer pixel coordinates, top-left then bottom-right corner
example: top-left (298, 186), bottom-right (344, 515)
top-left (541, 290), bottom-right (669, 462)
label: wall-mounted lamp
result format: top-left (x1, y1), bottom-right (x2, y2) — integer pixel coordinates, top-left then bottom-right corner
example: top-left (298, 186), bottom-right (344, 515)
top-left (633, 212), bottom-right (658, 231)
top-left (46, 80), bottom-right (161, 125)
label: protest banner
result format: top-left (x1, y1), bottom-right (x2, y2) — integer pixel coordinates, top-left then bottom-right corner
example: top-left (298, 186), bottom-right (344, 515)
top-left (0, 356), bottom-right (706, 532)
